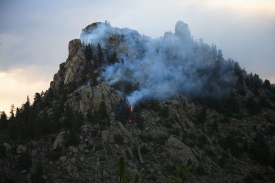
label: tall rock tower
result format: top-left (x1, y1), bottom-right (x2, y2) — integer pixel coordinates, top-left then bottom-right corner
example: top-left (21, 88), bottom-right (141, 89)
top-left (175, 21), bottom-right (191, 41)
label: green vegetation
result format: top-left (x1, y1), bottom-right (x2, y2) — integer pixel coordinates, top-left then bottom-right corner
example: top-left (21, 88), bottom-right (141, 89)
top-left (139, 134), bottom-right (154, 143)
top-left (114, 134), bottom-right (124, 145)
top-left (168, 162), bottom-right (193, 183)
top-left (197, 134), bottom-right (207, 148)
top-left (140, 145), bottom-right (150, 154)
top-left (246, 133), bottom-right (274, 168)
top-left (92, 101), bottom-right (110, 130)
top-left (114, 99), bottom-right (130, 123)
top-left (196, 164), bottom-right (207, 175)
top-left (134, 112), bottom-right (145, 130)
top-left (109, 51), bottom-right (119, 64)
top-left (65, 130), bottom-right (80, 146)
top-left (116, 155), bottom-right (140, 183)
top-left (160, 106), bottom-right (170, 118)
top-left (84, 43), bottom-right (93, 62)
top-left (155, 134), bottom-right (169, 145)
top-left (219, 132), bottom-right (243, 158)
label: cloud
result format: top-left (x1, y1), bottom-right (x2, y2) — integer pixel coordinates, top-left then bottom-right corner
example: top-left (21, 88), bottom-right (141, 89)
top-left (0, 66), bottom-right (50, 113)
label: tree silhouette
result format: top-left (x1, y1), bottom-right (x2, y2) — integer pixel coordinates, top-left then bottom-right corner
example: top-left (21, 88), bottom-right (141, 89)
top-left (84, 43), bottom-right (93, 62)
top-left (97, 43), bottom-right (104, 67)
top-left (116, 156), bottom-right (126, 183)
top-left (0, 111), bottom-right (8, 130)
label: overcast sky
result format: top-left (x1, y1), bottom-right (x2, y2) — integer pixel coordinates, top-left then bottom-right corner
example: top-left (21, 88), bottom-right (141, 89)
top-left (0, 0), bottom-right (275, 114)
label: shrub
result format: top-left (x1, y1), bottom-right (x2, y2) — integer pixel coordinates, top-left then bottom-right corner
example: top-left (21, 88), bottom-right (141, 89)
top-left (197, 106), bottom-right (207, 123)
top-left (155, 134), bottom-right (168, 145)
top-left (148, 175), bottom-right (157, 181)
top-left (133, 146), bottom-right (139, 160)
top-left (135, 112), bottom-right (145, 130)
top-left (160, 106), bottom-right (170, 118)
top-left (248, 134), bottom-right (271, 166)
top-left (95, 143), bottom-right (103, 151)
top-left (196, 164), bottom-right (207, 175)
top-left (139, 134), bottom-right (153, 143)
top-left (164, 120), bottom-right (172, 128)
top-left (140, 145), bottom-right (150, 154)
top-left (197, 134), bottom-right (207, 148)
top-left (65, 130), bottom-right (80, 146)
top-left (93, 101), bottom-right (110, 130)
top-left (186, 141), bottom-right (195, 148)
top-left (168, 128), bottom-right (180, 136)
top-left (206, 149), bottom-right (215, 157)
top-left (218, 156), bottom-right (226, 168)
top-left (114, 134), bottom-right (124, 145)
top-left (47, 149), bottom-right (62, 161)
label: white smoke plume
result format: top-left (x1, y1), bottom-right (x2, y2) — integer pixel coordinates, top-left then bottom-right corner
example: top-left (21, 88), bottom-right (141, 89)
top-left (80, 21), bottom-right (235, 105)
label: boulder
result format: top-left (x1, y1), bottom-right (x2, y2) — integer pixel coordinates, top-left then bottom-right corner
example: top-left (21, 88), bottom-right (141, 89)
top-left (68, 39), bottom-right (82, 59)
top-left (31, 149), bottom-right (38, 156)
top-left (60, 156), bottom-right (67, 162)
top-left (17, 145), bottom-right (27, 154)
top-left (101, 130), bottom-right (109, 142)
top-left (53, 131), bottom-right (65, 150)
top-left (72, 148), bottom-right (79, 154)
top-left (3, 143), bottom-right (11, 152)
top-left (71, 158), bottom-right (76, 163)
top-left (167, 137), bottom-right (199, 166)
top-left (79, 82), bottom-right (123, 113)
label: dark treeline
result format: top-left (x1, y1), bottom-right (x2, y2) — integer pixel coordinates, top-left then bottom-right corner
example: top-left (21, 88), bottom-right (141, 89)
top-left (0, 89), bottom-right (82, 142)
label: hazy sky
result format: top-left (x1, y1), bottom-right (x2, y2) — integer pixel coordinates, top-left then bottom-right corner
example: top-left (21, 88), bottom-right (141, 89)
top-left (0, 0), bottom-right (275, 114)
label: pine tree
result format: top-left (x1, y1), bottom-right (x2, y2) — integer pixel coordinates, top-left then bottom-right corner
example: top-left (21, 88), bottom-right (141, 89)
top-left (0, 111), bottom-right (8, 130)
top-left (168, 162), bottom-right (193, 183)
top-left (116, 156), bottom-right (126, 183)
top-left (109, 51), bottom-right (119, 64)
top-left (84, 43), bottom-right (93, 62)
top-left (95, 101), bottom-right (110, 130)
top-left (97, 43), bottom-right (104, 67)
top-left (10, 104), bottom-right (15, 121)
top-left (116, 155), bottom-right (139, 183)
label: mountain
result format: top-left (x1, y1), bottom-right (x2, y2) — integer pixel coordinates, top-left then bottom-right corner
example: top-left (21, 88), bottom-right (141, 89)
top-left (1, 21), bottom-right (275, 183)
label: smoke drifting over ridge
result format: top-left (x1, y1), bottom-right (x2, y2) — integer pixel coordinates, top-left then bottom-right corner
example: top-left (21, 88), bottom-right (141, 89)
top-left (80, 21), bottom-right (236, 105)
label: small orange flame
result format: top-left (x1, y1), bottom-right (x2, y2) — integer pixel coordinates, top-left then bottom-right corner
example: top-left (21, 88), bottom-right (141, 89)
top-left (130, 105), bottom-right (133, 112)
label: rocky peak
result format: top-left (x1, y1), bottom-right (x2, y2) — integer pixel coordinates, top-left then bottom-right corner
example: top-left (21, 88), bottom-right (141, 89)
top-left (68, 39), bottom-right (82, 59)
top-left (175, 20), bottom-right (191, 40)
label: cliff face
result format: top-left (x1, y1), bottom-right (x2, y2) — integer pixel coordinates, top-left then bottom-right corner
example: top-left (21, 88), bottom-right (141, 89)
top-left (50, 38), bottom-right (123, 114)
top-left (1, 21), bottom-right (275, 183)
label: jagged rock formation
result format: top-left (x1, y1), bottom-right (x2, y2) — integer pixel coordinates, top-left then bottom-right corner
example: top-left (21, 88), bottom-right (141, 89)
top-left (1, 21), bottom-right (275, 183)
top-left (175, 20), bottom-right (192, 40)
top-left (50, 37), bottom-right (123, 114)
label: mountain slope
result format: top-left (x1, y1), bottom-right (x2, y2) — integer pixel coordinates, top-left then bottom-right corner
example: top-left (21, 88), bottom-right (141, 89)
top-left (1, 21), bottom-right (275, 183)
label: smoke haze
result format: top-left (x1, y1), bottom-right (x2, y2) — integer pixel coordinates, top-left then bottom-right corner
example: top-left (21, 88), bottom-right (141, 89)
top-left (80, 22), bottom-right (235, 105)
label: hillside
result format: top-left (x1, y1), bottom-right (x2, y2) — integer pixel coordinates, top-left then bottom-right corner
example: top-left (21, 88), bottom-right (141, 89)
top-left (1, 21), bottom-right (275, 183)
